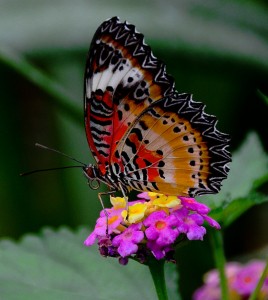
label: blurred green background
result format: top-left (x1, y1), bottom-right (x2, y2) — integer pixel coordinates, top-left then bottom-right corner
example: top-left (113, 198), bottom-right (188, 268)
top-left (1, 0), bottom-right (268, 297)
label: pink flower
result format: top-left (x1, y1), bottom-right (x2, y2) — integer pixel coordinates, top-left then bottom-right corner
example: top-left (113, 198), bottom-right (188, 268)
top-left (146, 240), bottom-right (173, 260)
top-left (202, 215), bottom-right (221, 230)
top-left (193, 260), bottom-right (268, 299)
top-left (205, 262), bottom-right (242, 287)
top-left (84, 192), bottom-right (222, 263)
top-left (232, 260), bottom-right (266, 296)
top-left (143, 210), bottom-right (179, 247)
top-left (179, 197), bottom-right (210, 214)
top-left (84, 209), bottom-right (123, 246)
top-left (174, 207), bottom-right (206, 240)
top-left (137, 192), bottom-right (152, 200)
top-left (112, 223), bottom-right (144, 257)
top-left (193, 283), bottom-right (221, 300)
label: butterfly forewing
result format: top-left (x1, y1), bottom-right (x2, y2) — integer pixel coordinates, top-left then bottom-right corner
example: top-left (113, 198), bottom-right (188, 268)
top-left (84, 17), bottom-right (175, 174)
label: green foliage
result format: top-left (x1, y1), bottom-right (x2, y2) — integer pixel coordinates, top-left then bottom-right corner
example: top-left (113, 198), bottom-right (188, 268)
top-left (0, 227), bottom-right (177, 300)
top-left (206, 132), bottom-right (268, 227)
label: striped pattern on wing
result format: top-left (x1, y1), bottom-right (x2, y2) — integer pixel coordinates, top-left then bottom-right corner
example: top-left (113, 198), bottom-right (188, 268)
top-left (84, 17), bottom-right (175, 175)
top-left (114, 93), bottom-right (230, 196)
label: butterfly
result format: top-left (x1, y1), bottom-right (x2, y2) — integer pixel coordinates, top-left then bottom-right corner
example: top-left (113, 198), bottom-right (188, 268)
top-left (83, 16), bottom-right (231, 199)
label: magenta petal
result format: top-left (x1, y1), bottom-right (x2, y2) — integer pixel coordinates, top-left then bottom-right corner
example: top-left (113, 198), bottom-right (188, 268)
top-left (151, 248), bottom-right (165, 260)
top-left (118, 241), bottom-right (138, 257)
top-left (168, 214), bottom-right (179, 226)
top-left (137, 192), bottom-right (151, 200)
top-left (84, 232), bottom-right (97, 246)
top-left (174, 207), bottom-right (189, 218)
top-left (145, 226), bottom-right (159, 240)
top-left (203, 215), bottom-right (221, 230)
top-left (179, 197), bottom-right (210, 214)
top-left (131, 231), bottom-right (145, 243)
top-left (147, 241), bottom-right (165, 260)
top-left (232, 260), bottom-right (266, 296)
top-left (143, 210), bottom-right (168, 226)
top-left (177, 222), bottom-right (188, 234)
top-left (187, 225), bottom-right (206, 240)
top-left (157, 230), bottom-right (178, 246)
top-left (189, 213), bottom-right (204, 226)
top-left (193, 284), bottom-right (221, 300)
top-left (112, 223), bottom-right (144, 257)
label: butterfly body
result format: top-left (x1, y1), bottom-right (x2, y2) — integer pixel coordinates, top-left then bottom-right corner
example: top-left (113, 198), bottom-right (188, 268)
top-left (83, 163), bottom-right (129, 193)
top-left (84, 17), bottom-right (231, 198)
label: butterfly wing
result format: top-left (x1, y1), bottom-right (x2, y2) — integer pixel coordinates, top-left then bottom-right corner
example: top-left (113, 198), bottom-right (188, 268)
top-left (84, 17), bottom-right (175, 175)
top-left (114, 93), bottom-right (231, 197)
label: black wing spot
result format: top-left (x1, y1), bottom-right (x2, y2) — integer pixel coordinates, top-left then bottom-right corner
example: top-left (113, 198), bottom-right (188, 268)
top-left (190, 160), bottom-right (196, 166)
top-left (136, 88), bottom-right (144, 98)
top-left (124, 103), bottom-right (130, 111)
top-left (159, 169), bottom-right (165, 179)
top-left (188, 147), bottom-right (194, 153)
top-left (156, 149), bottom-right (163, 156)
top-left (158, 161), bottom-right (165, 167)
top-left (173, 126), bottom-right (181, 133)
top-left (118, 110), bottom-right (123, 121)
top-left (139, 120), bottom-right (148, 130)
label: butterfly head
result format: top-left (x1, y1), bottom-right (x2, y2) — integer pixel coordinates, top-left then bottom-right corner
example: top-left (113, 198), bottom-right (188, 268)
top-left (83, 164), bottom-right (100, 190)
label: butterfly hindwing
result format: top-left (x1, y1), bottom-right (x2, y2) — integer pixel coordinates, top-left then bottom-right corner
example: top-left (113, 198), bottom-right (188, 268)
top-left (114, 93), bottom-right (230, 196)
top-left (84, 17), bottom-right (175, 174)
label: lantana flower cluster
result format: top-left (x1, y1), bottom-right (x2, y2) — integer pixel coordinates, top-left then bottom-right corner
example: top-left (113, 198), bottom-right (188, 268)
top-left (84, 192), bottom-right (220, 263)
top-left (193, 260), bottom-right (268, 300)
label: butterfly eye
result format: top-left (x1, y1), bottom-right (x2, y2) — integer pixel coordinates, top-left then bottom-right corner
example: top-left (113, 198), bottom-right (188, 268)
top-left (83, 165), bottom-right (100, 190)
top-left (83, 165), bottom-right (96, 179)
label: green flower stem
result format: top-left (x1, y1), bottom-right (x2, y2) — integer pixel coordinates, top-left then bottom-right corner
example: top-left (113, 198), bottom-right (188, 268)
top-left (210, 229), bottom-right (229, 300)
top-left (248, 258), bottom-right (268, 300)
top-left (0, 45), bottom-right (81, 125)
top-left (257, 89), bottom-right (268, 106)
top-left (147, 258), bottom-right (168, 300)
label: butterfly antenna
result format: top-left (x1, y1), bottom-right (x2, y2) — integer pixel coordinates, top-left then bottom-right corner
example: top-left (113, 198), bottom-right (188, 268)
top-left (20, 143), bottom-right (87, 176)
top-left (35, 143), bottom-right (87, 166)
top-left (20, 166), bottom-right (84, 177)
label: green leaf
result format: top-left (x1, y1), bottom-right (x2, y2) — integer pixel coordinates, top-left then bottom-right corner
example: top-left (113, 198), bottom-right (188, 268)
top-left (210, 191), bottom-right (268, 227)
top-left (201, 132), bottom-right (268, 227)
top-left (0, 46), bottom-right (81, 124)
top-left (257, 90), bottom-right (268, 106)
top-left (203, 132), bottom-right (268, 208)
top-left (0, 227), bottom-right (179, 300)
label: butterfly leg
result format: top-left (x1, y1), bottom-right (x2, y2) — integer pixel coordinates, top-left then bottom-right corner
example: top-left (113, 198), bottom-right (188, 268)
top-left (118, 182), bottom-right (129, 217)
top-left (98, 190), bottom-right (116, 235)
top-left (98, 190), bottom-right (116, 217)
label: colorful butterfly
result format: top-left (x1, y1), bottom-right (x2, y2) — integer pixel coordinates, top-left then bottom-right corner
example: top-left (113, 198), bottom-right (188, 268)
top-left (83, 17), bottom-right (231, 198)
